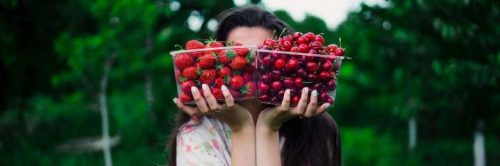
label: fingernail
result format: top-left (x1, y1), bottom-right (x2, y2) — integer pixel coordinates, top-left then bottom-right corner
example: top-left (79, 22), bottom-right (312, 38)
top-left (304, 87), bottom-right (309, 94)
top-left (221, 85), bottom-right (228, 92)
top-left (286, 89), bottom-right (290, 94)
top-left (173, 98), bottom-right (178, 103)
top-left (324, 103), bottom-right (331, 108)
top-left (202, 84), bottom-right (209, 91)
top-left (312, 90), bottom-right (318, 96)
top-left (191, 86), bottom-right (198, 94)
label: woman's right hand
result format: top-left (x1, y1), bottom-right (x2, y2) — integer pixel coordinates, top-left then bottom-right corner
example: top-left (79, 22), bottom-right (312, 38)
top-left (173, 84), bottom-right (254, 132)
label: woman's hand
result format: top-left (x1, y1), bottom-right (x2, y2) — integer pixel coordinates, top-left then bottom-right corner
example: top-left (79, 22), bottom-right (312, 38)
top-left (173, 84), bottom-right (253, 132)
top-left (256, 87), bottom-right (330, 132)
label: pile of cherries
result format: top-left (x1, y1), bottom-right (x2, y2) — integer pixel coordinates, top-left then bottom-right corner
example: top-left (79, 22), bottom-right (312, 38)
top-left (256, 32), bottom-right (345, 106)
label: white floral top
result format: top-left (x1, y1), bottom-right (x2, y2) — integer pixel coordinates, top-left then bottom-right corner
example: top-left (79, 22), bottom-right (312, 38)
top-left (176, 116), bottom-right (284, 166)
top-left (176, 116), bottom-right (233, 166)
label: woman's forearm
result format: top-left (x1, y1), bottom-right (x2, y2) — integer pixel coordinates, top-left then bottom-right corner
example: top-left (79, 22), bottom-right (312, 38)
top-left (231, 125), bottom-right (256, 166)
top-left (256, 125), bottom-right (281, 166)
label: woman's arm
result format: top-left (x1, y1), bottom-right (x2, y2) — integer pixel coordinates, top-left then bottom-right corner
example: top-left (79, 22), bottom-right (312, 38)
top-left (174, 84), bottom-right (256, 166)
top-left (256, 88), bottom-right (329, 166)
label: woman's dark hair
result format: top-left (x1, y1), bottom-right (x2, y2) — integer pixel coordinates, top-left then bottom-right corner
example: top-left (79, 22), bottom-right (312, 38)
top-left (168, 6), bottom-right (341, 166)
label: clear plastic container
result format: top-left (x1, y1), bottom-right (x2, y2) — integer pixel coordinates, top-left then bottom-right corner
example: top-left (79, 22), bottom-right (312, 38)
top-left (255, 49), bottom-right (345, 106)
top-left (171, 46), bottom-right (257, 104)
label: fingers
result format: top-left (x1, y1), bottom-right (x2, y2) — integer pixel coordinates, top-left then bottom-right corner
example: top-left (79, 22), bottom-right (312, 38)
top-left (202, 84), bottom-right (221, 111)
top-left (191, 86), bottom-right (210, 113)
top-left (315, 103), bottom-right (330, 116)
top-left (304, 90), bottom-right (319, 118)
top-left (279, 89), bottom-right (291, 112)
top-left (173, 98), bottom-right (199, 116)
top-left (293, 87), bottom-right (309, 115)
top-left (221, 85), bottom-right (234, 108)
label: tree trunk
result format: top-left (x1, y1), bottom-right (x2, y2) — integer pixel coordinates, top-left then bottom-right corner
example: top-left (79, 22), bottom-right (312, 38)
top-left (474, 120), bottom-right (485, 166)
top-left (99, 53), bottom-right (116, 166)
top-left (408, 116), bottom-right (417, 151)
top-left (144, 36), bottom-right (155, 121)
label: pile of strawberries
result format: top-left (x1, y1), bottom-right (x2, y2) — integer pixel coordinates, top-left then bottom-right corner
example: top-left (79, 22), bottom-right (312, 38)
top-left (255, 32), bottom-right (345, 106)
top-left (173, 40), bottom-right (255, 103)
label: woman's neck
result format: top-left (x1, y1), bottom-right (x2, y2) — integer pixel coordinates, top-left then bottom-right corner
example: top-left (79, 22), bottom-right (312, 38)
top-left (237, 99), bottom-right (267, 124)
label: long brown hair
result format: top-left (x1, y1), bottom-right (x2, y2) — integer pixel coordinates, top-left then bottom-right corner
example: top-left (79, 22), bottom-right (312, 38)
top-left (167, 6), bottom-right (341, 166)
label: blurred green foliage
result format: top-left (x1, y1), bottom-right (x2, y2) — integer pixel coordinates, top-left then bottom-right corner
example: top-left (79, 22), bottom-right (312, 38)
top-left (1, 0), bottom-right (499, 165)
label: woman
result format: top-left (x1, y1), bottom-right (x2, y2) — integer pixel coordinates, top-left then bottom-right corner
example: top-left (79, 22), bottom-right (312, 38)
top-left (169, 6), bottom-right (341, 166)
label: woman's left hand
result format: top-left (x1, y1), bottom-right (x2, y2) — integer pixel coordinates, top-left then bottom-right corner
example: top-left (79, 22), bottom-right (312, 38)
top-left (256, 87), bottom-right (331, 132)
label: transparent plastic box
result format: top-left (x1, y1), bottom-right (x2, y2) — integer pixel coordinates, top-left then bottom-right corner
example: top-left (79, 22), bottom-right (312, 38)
top-left (171, 46), bottom-right (257, 104)
top-left (255, 49), bottom-right (345, 106)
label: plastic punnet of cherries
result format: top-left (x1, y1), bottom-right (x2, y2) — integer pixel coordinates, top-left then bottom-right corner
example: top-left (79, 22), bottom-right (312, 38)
top-left (171, 32), bottom-right (346, 107)
top-left (255, 32), bottom-right (345, 106)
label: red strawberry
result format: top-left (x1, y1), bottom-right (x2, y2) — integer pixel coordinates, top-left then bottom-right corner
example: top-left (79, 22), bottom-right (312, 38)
top-left (174, 53), bottom-right (194, 71)
top-left (218, 66), bottom-right (232, 78)
top-left (198, 54), bottom-right (216, 69)
top-left (181, 80), bottom-right (196, 95)
top-left (229, 56), bottom-right (247, 70)
top-left (211, 87), bottom-right (224, 100)
top-left (218, 50), bottom-right (234, 65)
top-left (205, 40), bottom-right (224, 54)
top-left (179, 93), bottom-right (193, 102)
top-left (215, 78), bottom-right (225, 88)
top-left (232, 42), bottom-right (250, 57)
top-left (175, 69), bottom-right (182, 82)
top-left (182, 67), bottom-right (199, 80)
top-left (241, 82), bottom-right (254, 96)
top-left (200, 69), bottom-right (217, 84)
top-left (230, 75), bottom-right (245, 89)
top-left (186, 40), bottom-right (205, 50)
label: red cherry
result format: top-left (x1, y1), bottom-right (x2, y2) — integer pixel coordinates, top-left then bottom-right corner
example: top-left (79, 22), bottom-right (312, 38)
top-left (259, 94), bottom-right (270, 101)
top-left (292, 95), bottom-right (300, 105)
top-left (304, 32), bottom-right (316, 41)
top-left (315, 35), bottom-right (325, 45)
top-left (259, 83), bottom-right (270, 93)
top-left (274, 58), bottom-right (286, 70)
top-left (294, 77), bottom-right (304, 88)
top-left (271, 81), bottom-right (283, 91)
top-left (322, 60), bottom-right (333, 70)
top-left (293, 32), bottom-right (303, 40)
top-left (334, 48), bottom-right (345, 56)
top-left (263, 39), bottom-right (276, 48)
top-left (281, 40), bottom-right (292, 51)
top-left (325, 44), bottom-right (338, 53)
top-left (306, 62), bottom-right (318, 73)
top-left (297, 36), bottom-right (308, 45)
top-left (298, 44), bottom-right (309, 53)
top-left (283, 78), bottom-right (294, 88)
top-left (318, 71), bottom-right (331, 81)
top-left (290, 47), bottom-right (300, 52)
top-left (309, 41), bottom-right (323, 50)
top-left (307, 73), bottom-right (318, 82)
top-left (286, 58), bottom-right (300, 71)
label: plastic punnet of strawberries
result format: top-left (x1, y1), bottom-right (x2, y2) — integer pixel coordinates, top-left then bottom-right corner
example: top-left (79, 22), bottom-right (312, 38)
top-left (171, 40), bottom-right (256, 103)
top-left (255, 32), bottom-right (346, 106)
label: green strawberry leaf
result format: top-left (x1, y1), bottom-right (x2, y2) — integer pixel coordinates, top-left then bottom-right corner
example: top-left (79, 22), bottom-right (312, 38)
top-left (241, 85), bottom-right (250, 95)
top-left (196, 68), bottom-right (202, 75)
top-left (227, 50), bottom-right (236, 59)
top-left (178, 76), bottom-right (187, 83)
top-left (224, 76), bottom-right (230, 85)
